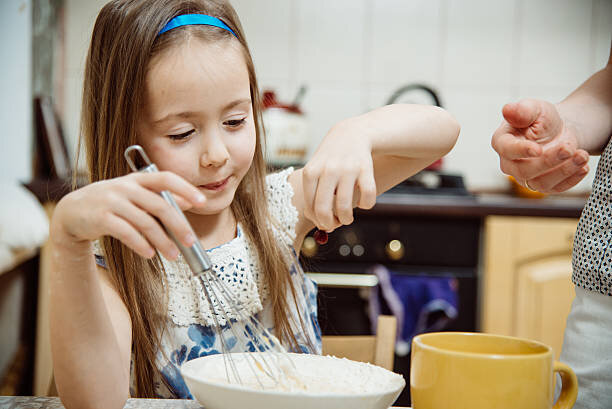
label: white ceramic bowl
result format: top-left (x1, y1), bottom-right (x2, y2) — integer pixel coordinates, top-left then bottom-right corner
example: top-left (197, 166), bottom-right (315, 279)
top-left (181, 353), bottom-right (405, 409)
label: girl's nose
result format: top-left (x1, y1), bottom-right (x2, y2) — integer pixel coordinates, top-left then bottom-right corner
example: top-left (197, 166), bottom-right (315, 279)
top-left (200, 133), bottom-right (230, 168)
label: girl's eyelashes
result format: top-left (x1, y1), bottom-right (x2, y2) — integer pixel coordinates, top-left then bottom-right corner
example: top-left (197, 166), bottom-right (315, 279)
top-left (168, 129), bottom-right (195, 140)
top-left (223, 118), bottom-right (246, 128)
top-left (166, 117), bottom-right (246, 139)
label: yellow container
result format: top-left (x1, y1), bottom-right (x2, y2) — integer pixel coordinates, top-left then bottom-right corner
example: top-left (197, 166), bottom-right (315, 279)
top-left (410, 332), bottom-right (577, 409)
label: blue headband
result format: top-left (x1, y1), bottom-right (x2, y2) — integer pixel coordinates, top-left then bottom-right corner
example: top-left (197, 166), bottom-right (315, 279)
top-left (158, 14), bottom-right (237, 37)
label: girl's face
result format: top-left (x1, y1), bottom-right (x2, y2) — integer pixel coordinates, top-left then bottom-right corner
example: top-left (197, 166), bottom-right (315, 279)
top-left (137, 36), bottom-right (256, 217)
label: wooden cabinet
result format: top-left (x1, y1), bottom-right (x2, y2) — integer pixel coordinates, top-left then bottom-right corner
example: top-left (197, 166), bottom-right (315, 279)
top-left (482, 216), bottom-right (578, 360)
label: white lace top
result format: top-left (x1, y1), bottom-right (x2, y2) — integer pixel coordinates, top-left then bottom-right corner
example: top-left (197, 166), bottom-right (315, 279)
top-left (95, 168), bottom-right (322, 398)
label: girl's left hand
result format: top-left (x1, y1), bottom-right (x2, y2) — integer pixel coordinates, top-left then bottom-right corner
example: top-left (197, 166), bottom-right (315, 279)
top-left (301, 121), bottom-right (377, 232)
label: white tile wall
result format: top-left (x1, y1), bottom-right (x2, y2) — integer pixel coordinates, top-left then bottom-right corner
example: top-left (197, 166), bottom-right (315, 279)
top-left (293, 0), bottom-right (368, 85)
top-left (443, 0), bottom-right (517, 89)
top-left (231, 0), bottom-right (294, 83)
top-left (64, 0), bottom-right (611, 192)
top-left (64, 0), bottom-right (108, 162)
top-left (1, 0), bottom-right (32, 183)
top-left (368, 0), bottom-right (443, 87)
top-left (517, 0), bottom-right (593, 90)
top-left (593, 0), bottom-right (612, 70)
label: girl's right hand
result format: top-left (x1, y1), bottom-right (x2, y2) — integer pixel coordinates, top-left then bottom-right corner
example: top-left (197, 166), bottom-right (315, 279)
top-left (52, 171), bottom-right (206, 260)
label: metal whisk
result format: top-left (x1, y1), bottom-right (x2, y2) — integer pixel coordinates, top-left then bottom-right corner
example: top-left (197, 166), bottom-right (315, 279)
top-left (124, 145), bottom-right (299, 390)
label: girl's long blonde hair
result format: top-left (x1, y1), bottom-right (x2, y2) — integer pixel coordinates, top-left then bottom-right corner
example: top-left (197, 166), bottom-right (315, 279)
top-left (79, 0), bottom-right (310, 397)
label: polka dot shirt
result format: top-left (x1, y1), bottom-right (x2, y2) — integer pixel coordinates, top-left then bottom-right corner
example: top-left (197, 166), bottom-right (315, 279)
top-left (572, 137), bottom-right (612, 296)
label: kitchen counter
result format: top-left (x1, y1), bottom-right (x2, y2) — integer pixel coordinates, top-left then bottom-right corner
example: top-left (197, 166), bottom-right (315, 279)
top-left (0, 397), bottom-right (410, 408)
top-left (363, 192), bottom-right (587, 219)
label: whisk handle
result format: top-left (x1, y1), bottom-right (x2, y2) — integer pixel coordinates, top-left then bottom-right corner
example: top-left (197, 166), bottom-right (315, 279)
top-left (124, 145), bottom-right (213, 275)
top-left (158, 189), bottom-right (213, 274)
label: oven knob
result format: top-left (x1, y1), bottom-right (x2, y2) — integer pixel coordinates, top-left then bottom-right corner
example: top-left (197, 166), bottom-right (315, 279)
top-left (352, 244), bottom-right (365, 257)
top-left (302, 236), bottom-right (318, 257)
top-left (385, 239), bottom-right (404, 261)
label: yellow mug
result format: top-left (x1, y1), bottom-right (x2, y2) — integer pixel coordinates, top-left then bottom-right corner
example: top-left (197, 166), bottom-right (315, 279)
top-left (410, 332), bottom-right (578, 409)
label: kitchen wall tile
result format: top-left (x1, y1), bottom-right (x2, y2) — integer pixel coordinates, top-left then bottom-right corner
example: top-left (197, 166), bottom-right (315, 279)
top-left (516, 84), bottom-right (584, 104)
top-left (368, 0), bottom-right (442, 87)
top-left (64, 0), bottom-right (107, 159)
top-left (442, 86), bottom-right (515, 190)
top-left (592, 0), bottom-right (612, 71)
top-left (295, 0), bottom-right (367, 85)
top-left (231, 0), bottom-right (295, 81)
top-left (517, 0), bottom-right (593, 89)
top-left (442, 0), bottom-right (517, 88)
top-left (298, 84), bottom-right (365, 157)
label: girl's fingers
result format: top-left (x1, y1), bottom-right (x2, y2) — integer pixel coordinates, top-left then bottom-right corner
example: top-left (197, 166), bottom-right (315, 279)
top-left (135, 171), bottom-right (205, 206)
top-left (128, 188), bottom-right (196, 248)
top-left (356, 166), bottom-right (377, 210)
top-left (112, 199), bottom-right (180, 260)
top-left (171, 193), bottom-right (193, 211)
top-left (104, 214), bottom-right (155, 259)
top-left (313, 172), bottom-right (340, 231)
top-left (334, 176), bottom-right (355, 225)
top-left (301, 165), bottom-right (319, 224)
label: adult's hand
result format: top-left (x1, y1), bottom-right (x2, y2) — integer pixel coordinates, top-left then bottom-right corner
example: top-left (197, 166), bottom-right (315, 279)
top-left (491, 99), bottom-right (589, 193)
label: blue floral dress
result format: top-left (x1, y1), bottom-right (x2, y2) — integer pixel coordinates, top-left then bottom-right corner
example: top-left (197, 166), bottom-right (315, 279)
top-left (96, 168), bottom-right (321, 398)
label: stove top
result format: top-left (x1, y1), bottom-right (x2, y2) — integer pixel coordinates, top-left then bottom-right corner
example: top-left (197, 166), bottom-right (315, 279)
top-left (387, 171), bottom-right (472, 196)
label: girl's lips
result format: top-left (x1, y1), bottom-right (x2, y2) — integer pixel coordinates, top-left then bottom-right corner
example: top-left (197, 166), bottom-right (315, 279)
top-left (200, 177), bottom-right (230, 191)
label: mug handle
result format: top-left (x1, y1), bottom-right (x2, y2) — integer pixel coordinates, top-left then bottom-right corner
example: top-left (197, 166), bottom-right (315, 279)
top-left (553, 361), bottom-right (578, 409)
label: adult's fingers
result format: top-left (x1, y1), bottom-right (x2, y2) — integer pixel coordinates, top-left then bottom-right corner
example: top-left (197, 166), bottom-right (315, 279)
top-left (492, 130), bottom-right (542, 161)
top-left (526, 151), bottom-right (589, 192)
top-left (502, 99), bottom-right (563, 142)
top-left (549, 165), bottom-right (590, 193)
top-left (500, 144), bottom-right (585, 181)
top-left (502, 100), bottom-right (541, 129)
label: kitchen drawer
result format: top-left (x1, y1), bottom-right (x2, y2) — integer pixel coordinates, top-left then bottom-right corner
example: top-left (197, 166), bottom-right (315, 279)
top-left (515, 218), bottom-right (578, 261)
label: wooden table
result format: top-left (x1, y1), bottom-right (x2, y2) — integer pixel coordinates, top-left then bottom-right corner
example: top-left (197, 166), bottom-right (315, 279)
top-left (0, 397), bottom-right (411, 408)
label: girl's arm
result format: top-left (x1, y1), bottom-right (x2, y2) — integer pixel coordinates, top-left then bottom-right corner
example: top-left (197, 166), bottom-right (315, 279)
top-left (49, 172), bottom-right (205, 408)
top-left (49, 235), bottom-right (132, 409)
top-left (290, 104), bottom-right (460, 247)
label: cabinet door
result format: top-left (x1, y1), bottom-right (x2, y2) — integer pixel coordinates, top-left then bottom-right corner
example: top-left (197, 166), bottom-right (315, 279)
top-left (514, 256), bottom-right (575, 360)
top-left (482, 216), bottom-right (578, 339)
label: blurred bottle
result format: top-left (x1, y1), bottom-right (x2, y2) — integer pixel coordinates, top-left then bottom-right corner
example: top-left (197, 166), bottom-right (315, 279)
top-left (262, 89), bottom-right (310, 168)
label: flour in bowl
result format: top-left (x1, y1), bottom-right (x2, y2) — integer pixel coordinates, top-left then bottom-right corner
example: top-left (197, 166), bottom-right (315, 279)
top-left (200, 353), bottom-right (405, 394)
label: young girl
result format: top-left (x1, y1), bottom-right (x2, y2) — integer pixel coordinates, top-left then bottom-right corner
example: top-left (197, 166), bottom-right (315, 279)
top-left (49, 0), bottom-right (459, 407)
